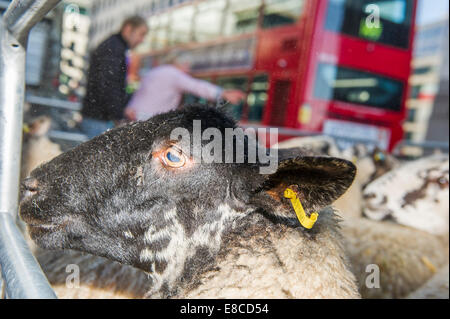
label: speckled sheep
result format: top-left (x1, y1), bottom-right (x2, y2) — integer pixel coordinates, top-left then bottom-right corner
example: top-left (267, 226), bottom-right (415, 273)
top-left (363, 154), bottom-right (449, 235)
top-left (334, 147), bottom-right (400, 219)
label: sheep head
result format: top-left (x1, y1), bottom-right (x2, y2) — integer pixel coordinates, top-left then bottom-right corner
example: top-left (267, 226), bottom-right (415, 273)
top-left (20, 105), bottom-right (356, 295)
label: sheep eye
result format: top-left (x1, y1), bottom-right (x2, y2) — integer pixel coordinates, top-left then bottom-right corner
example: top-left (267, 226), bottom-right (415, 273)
top-left (162, 147), bottom-right (186, 168)
top-left (167, 151), bottom-right (180, 162)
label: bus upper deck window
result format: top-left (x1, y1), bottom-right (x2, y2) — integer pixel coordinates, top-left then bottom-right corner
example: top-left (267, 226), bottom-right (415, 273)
top-left (325, 0), bottom-right (414, 49)
top-left (262, 0), bottom-right (305, 29)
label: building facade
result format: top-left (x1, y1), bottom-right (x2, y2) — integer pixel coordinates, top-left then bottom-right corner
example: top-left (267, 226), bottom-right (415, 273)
top-left (405, 17), bottom-right (449, 154)
top-left (58, 0), bottom-right (192, 100)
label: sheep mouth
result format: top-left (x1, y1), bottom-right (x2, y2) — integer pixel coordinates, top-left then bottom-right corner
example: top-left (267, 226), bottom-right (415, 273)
top-left (20, 208), bottom-right (65, 233)
top-left (23, 218), bottom-right (63, 232)
top-left (27, 223), bottom-right (59, 230)
top-left (26, 219), bottom-right (68, 244)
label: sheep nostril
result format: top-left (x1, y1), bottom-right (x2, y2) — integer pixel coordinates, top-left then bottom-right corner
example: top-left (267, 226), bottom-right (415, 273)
top-left (21, 177), bottom-right (39, 193)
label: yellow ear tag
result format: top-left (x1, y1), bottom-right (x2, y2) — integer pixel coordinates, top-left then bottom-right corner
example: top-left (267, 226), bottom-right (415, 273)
top-left (284, 187), bottom-right (319, 229)
top-left (23, 124), bottom-right (30, 134)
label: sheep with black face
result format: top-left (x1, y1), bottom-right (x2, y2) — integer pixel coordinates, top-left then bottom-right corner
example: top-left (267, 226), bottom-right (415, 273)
top-left (20, 105), bottom-right (359, 298)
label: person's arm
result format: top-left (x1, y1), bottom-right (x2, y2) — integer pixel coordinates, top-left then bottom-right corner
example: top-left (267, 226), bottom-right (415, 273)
top-left (175, 69), bottom-right (222, 101)
top-left (175, 70), bottom-right (246, 105)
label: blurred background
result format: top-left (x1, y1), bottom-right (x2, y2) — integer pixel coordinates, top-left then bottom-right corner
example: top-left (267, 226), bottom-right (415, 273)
top-left (1, 0), bottom-right (448, 155)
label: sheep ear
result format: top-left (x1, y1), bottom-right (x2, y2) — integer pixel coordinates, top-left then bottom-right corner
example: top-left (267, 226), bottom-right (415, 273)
top-left (252, 149), bottom-right (356, 219)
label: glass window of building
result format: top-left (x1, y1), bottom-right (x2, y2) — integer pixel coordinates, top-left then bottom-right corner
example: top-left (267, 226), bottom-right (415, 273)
top-left (325, 0), bottom-right (414, 49)
top-left (314, 63), bottom-right (404, 112)
top-left (405, 132), bottom-right (413, 141)
top-left (247, 74), bottom-right (269, 123)
top-left (169, 6), bottom-right (195, 45)
top-left (407, 108), bottom-right (416, 121)
top-left (262, 0), bottom-right (305, 29)
top-left (151, 13), bottom-right (170, 50)
top-left (216, 76), bottom-right (249, 120)
top-left (148, 16), bottom-right (159, 50)
top-left (409, 85), bottom-right (421, 99)
top-left (193, 0), bottom-right (227, 43)
top-left (223, 0), bottom-right (262, 36)
top-left (413, 66), bottom-right (434, 76)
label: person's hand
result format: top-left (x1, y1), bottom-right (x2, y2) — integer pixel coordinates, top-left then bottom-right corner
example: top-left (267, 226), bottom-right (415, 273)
top-left (221, 90), bottom-right (246, 105)
top-left (124, 108), bottom-right (137, 122)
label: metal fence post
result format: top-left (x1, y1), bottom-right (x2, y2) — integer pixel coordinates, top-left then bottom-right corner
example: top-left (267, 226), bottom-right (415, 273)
top-left (0, 14), bottom-right (26, 220)
top-left (0, 0), bottom-right (61, 299)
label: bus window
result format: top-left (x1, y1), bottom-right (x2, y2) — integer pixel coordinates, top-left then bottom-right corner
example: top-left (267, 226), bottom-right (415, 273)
top-left (216, 76), bottom-right (249, 120)
top-left (262, 0), bottom-right (305, 29)
top-left (170, 5), bottom-right (195, 45)
top-left (223, 0), bottom-right (261, 36)
top-left (325, 0), bottom-right (414, 49)
top-left (314, 63), bottom-right (404, 112)
top-left (193, 0), bottom-right (227, 43)
top-left (247, 75), bottom-right (269, 123)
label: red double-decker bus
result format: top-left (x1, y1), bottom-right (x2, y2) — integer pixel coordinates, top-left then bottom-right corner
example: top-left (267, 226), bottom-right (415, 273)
top-left (131, 0), bottom-right (417, 151)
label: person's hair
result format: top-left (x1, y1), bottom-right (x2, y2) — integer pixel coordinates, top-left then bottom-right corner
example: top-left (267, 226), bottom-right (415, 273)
top-left (120, 16), bottom-right (147, 33)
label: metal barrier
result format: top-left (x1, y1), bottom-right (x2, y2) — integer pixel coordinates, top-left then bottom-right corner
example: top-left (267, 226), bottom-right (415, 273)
top-left (0, 0), bottom-right (60, 299)
top-left (26, 94), bottom-right (81, 111)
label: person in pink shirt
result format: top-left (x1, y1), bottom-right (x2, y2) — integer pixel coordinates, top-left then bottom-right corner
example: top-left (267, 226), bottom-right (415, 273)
top-left (124, 53), bottom-right (246, 121)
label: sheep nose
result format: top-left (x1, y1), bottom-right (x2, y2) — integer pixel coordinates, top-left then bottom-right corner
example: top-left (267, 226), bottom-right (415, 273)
top-left (21, 177), bottom-right (40, 199)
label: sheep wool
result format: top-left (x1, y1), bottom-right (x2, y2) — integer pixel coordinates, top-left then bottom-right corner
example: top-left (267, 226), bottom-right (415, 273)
top-left (342, 218), bottom-right (449, 299)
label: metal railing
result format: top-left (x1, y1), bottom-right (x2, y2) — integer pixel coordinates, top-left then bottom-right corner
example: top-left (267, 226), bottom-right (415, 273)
top-left (26, 94), bottom-right (81, 111)
top-left (0, 0), bottom-right (60, 299)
